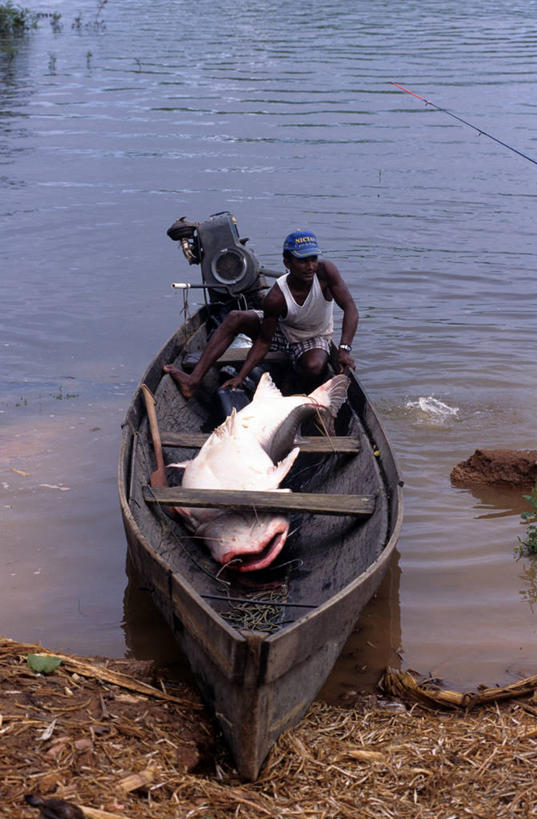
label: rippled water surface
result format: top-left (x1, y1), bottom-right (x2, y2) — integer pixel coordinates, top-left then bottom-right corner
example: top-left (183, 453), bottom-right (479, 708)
top-left (2, 0), bottom-right (537, 697)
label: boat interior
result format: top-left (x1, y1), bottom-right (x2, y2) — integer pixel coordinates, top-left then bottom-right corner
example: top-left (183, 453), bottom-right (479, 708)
top-left (124, 306), bottom-right (394, 637)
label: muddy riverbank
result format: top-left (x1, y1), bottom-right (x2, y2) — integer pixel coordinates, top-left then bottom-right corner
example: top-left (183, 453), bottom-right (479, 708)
top-left (4, 637), bottom-right (537, 818)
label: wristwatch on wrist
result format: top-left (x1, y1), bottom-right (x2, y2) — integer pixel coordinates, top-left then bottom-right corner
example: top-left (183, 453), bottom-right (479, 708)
top-left (339, 344), bottom-right (352, 352)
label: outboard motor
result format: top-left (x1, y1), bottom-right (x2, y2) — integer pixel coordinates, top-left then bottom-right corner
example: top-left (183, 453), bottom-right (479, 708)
top-left (167, 211), bottom-right (264, 305)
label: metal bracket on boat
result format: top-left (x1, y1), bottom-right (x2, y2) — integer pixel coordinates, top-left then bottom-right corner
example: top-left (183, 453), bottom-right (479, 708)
top-left (171, 282), bottom-right (207, 289)
top-left (258, 266), bottom-right (281, 280)
top-left (171, 281), bottom-right (259, 315)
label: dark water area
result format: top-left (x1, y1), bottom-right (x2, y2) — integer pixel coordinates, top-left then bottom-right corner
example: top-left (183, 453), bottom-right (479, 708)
top-left (2, 0), bottom-right (537, 701)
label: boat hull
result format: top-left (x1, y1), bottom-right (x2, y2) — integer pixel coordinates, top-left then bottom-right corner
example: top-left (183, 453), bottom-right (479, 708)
top-left (118, 305), bottom-right (403, 779)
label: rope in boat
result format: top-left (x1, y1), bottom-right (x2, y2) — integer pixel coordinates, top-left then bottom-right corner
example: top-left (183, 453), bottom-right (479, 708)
top-left (218, 585), bottom-right (292, 634)
top-left (145, 486), bottom-right (303, 633)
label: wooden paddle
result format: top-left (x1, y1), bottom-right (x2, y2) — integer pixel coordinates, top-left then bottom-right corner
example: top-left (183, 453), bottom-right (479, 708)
top-left (140, 384), bottom-right (168, 488)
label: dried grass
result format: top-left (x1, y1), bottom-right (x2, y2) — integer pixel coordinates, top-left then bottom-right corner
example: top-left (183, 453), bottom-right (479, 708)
top-left (3, 637), bottom-right (537, 818)
top-left (383, 666), bottom-right (537, 710)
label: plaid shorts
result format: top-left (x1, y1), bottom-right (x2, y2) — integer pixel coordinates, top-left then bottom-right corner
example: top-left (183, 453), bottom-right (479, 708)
top-left (254, 311), bottom-right (332, 367)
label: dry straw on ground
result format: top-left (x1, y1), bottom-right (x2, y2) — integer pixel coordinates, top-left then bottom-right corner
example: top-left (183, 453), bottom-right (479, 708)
top-left (3, 637), bottom-right (537, 818)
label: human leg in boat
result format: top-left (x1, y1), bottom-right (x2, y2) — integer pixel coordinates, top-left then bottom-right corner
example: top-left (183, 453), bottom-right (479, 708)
top-left (163, 309), bottom-right (262, 399)
top-left (294, 346), bottom-right (330, 392)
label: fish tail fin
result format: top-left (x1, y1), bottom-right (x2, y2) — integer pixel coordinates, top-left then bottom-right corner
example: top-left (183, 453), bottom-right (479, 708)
top-left (309, 374), bottom-right (350, 417)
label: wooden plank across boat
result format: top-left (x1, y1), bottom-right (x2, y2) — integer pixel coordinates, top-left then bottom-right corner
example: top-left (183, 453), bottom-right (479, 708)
top-left (160, 430), bottom-right (360, 453)
top-left (143, 486), bottom-right (376, 516)
top-left (118, 217), bottom-right (403, 780)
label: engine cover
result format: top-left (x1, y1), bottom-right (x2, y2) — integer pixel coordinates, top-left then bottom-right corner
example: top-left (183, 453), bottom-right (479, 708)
top-left (197, 212), bottom-right (260, 295)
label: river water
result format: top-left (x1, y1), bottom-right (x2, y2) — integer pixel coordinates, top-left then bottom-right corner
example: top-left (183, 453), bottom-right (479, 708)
top-left (2, 0), bottom-right (537, 699)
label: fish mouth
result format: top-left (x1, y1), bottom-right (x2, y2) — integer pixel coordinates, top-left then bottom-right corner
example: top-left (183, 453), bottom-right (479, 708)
top-left (221, 529), bottom-right (288, 572)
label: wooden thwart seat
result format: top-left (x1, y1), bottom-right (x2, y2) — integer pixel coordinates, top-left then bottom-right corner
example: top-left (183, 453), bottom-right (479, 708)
top-left (143, 486), bottom-right (375, 517)
top-left (182, 348), bottom-right (287, 369)
top-left (160, 431), bottom-right (360, 454)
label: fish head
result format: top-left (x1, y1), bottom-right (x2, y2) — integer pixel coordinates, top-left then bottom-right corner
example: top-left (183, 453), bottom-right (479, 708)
top-left (197, 512), bottom-right (290, 572)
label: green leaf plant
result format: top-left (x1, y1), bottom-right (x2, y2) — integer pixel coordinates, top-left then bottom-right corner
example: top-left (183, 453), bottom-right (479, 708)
top-left (515, 480), bottom-right (537, 557)
top-left (27, 653), bottom-right (62, 675)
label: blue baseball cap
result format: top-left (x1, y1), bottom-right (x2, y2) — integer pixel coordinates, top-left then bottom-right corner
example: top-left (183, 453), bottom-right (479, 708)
top-left (283, 230), bottom-right (321, 258)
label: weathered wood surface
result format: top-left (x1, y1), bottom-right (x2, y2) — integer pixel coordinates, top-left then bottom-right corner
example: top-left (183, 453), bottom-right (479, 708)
top-left (183, 348), bottom-right (287, 367)
top-left (160, 431), bottom-right (360, 453)
top-left (118, 301), bottom-right (404, 781)
top-left (143, 486), bottom-right (375, 516)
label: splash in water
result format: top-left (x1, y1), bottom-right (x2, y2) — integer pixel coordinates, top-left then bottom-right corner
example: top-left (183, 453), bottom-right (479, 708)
top-left (406, 396), bottom-right (460, 424)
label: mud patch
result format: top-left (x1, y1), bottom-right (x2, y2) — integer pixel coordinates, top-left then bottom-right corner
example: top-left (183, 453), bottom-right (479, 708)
top-left (451, 448), bottom-right (537, 488)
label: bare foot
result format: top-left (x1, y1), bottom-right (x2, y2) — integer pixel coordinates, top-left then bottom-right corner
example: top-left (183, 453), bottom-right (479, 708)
top-left (162, 364), bottom-right (198, 399)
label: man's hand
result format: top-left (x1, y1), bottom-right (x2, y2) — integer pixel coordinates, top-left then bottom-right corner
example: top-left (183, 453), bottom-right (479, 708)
top-left (337, 348), bottom-right (355, 372)
top-left (221, 375), bottom-right (244, 391)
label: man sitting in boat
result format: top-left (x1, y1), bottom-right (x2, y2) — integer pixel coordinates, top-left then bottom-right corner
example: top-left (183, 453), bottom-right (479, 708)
top-left (163, 230), bottom-right (358, 397)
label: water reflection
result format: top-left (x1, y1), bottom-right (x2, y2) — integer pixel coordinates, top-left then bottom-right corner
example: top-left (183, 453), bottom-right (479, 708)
top-left (465, 483), bottom-right (529, 520)
top-left (399, 478), bottom-right (537, 690)
top-left (0, 46), bottom-right (32, 180)
top-left (517, 558), bottom-right (537, 615)
top-left (122, 555), bottom-right (181, 664)
top-left (320, 550), bottom-right (402, 703)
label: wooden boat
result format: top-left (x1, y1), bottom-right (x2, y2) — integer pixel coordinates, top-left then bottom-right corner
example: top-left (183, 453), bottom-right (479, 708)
top-left (118, 213), bottom-right (403, 779)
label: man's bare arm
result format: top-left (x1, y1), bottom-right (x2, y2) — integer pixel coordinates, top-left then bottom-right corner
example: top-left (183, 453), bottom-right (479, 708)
top-left (321, 260), bottom-right (358, 371)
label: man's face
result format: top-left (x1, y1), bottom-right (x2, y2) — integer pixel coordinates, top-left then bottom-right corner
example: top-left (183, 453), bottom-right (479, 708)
top-left (284, 254), bottom-right (319, 283)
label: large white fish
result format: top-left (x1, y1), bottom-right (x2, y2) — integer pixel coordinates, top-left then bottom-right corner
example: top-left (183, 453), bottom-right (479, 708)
top-left (169, 373), bottom-right (350, 572)
top-left (170, 409), bottom-right (299, 571)
top-left (235, 372), bottom-right (350, 462)
top-left (196, 511), bottom-right (291, 572)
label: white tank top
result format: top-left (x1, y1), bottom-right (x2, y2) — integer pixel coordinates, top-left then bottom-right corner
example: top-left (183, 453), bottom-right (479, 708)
top-left (276, 273), bottom-right (334, 342)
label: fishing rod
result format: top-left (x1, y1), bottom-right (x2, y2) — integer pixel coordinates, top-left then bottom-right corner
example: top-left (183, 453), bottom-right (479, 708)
top-left (391, 82), bottom-right (537, 167)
